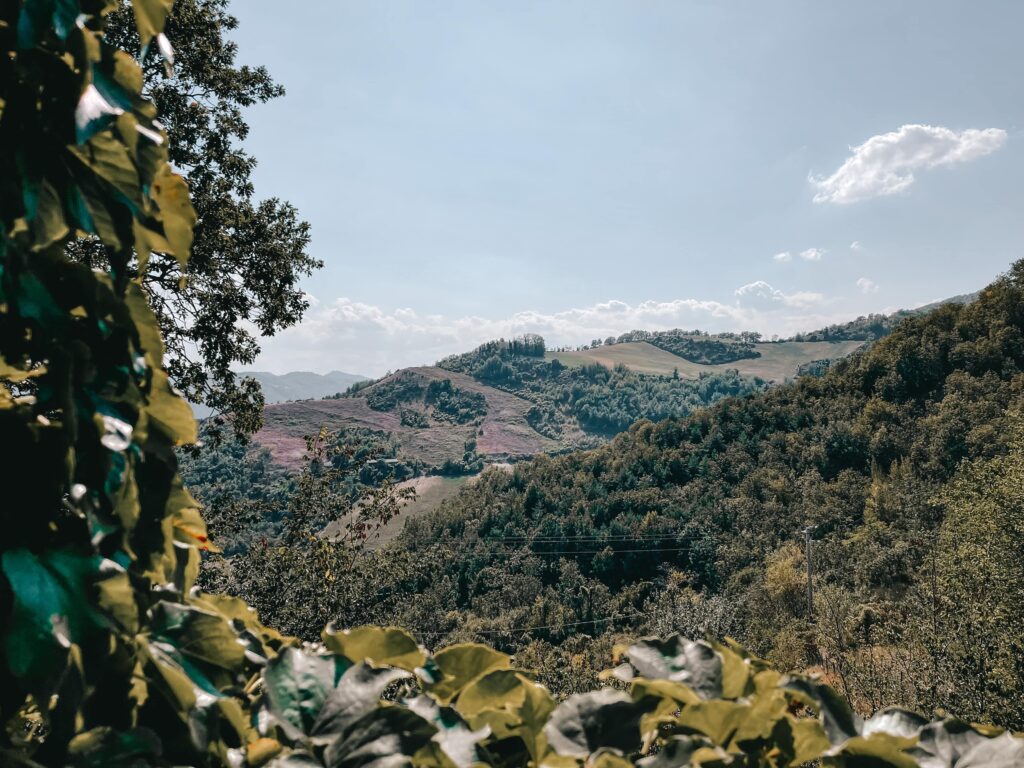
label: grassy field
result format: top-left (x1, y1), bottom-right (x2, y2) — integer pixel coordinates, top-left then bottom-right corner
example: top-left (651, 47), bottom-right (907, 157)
top-left (547, 340), bottom-right (864, 381)
top-left (366, 475), bottom-right (476, 548)
top-left (335, 464), bottom-right (513, 550)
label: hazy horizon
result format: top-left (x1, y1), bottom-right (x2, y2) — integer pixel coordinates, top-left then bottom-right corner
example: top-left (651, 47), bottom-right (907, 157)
top-left (227, 1), bottom-right (1022, 377)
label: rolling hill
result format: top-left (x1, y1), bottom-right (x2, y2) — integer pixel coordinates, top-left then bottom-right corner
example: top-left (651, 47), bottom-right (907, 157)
top-left (547, 339), bottom-right (865, 380)
top-left (250, 332), bottom-right (880, 475)
top-left (255, 366), bottom-right (574, 471)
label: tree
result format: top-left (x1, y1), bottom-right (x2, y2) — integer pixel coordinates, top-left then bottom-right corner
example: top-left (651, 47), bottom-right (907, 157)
top-left (68, 0), bottom-right (320, 437)
top-left (930, 420), bottom-right (1024, 729)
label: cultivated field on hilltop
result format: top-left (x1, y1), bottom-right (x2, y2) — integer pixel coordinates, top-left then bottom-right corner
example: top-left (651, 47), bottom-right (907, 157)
top-left (548, 339), bottom-right (865, 380)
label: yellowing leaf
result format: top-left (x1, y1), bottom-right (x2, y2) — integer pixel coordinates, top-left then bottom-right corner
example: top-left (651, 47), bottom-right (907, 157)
top-left (429, 643), bottom-right (512, 705)
top-left (321, 625), bottom-right (426, 671)
top-left (131, 0), bottom-right (174, 51)
top-left (146, 368), bottom-right (197, 445)
top-left (150, 167), bottom-right (196, 270)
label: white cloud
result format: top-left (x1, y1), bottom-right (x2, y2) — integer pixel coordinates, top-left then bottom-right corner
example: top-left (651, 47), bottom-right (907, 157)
top-left (812, 124), bottom-right (1007, 204)
top-left (799, 247), bottom-right (825, 261)
top-left (251, 285), bottom-right (837, 376)
top-left (850, 241), bottom-right (862, 251)
top-left (856, 277), bottom-right (879, 294)
top-left (773, 251), bottom-right (792, 263)
top-left (734, 281), bottom-right (823, 310)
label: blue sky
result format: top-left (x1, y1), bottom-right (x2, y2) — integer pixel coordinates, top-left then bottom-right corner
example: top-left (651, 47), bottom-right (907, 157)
top-left (229, 1), bottom-right (1024, 375)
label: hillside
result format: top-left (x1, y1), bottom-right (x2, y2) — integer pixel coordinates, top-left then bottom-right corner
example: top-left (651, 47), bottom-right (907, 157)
top-left (190, 267), bottom-right (1024, 726)
top-left (375, 264), bottom-right (1024, 722)
top-left (548, 339), bottom-right (864, 380)
top-left (255, 366), bottom-right (571, 471)
top-left (247, 302), bottom-right (968, 472)
top-left (791, 291), bottom-right (980, 342)
top-left (253, 358), bottom-right (763, 470)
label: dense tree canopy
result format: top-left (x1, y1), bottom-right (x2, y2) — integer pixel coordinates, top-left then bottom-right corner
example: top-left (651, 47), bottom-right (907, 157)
top-left (69, 0), bottom-right (320, 436)
top-left (200, 263), bottom-right (1024, 731)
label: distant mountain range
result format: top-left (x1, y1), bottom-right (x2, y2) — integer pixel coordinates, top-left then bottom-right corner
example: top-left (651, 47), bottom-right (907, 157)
top-left (238, 370), bottom-right (368, 403)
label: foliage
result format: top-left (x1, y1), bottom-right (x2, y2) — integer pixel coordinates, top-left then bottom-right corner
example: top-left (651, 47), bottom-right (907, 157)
top-left (362, 264), bottom-right (1024, 725)
top-left (425, 379), bottom-right (488, 425)
top-left (927, 425), bottom-right (1024, 727)
top-left (789, 293), bottom-right (978, 343)
top-left (0, 0), bottom-right (221, 762)
top-left (69, 0), bottom-right (320, 438)
top-left (366, 371), bottom-right (426, 412)
top-left (180, 425), bottom-right (423, 554)
top-left (201, 267), bottom-right (1024, 731)
top-left (439, 341), bottom-right (766, 437)
top-left (646, 330), bottom-right (759, 365)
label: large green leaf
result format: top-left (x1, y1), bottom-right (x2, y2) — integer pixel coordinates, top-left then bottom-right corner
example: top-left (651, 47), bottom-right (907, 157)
top-left (623, 636), bottom-right (723, 700)
top-left (66, 727), bottom-right (162, 768)
top-left (131, 0), bottom-right (174, 51)
top-left (406, 695), bottom-right (490, 768)
top-left (146, 368), bottom-right (198, 445)
top-left (543, 689), bottom-right (645, 759)
top-left (322, 706), bottom-right (436, 768)
top-left (125, 282), bottom-right (165, 367)
top-left (310, 663), bottom-right (410, 745)
top-left (149, 166), bottom-right (196, 269)
top-left (149, 602), bottom-right (248, 672)
top-left (322, 625), bottom-right (426, 672)
top-left (463, 673), bottom-right (554, 765)
top-left (262, 649), bottom-right (350, 741)
top-left (267, 752), bottom-right (323, 768)
top-left (429, 644), bottom-right (512, 705)
top-left (1, 549), bottom-right (106, 685)
top-left (911, 719), bottom-right (1024, 768)
top-left (636, 736), bottom-right (730, 768)
top-left (782, 677), bottom-right (860, 745)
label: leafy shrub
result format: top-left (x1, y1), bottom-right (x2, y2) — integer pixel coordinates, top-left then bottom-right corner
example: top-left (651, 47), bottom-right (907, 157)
top-left (425, 379), bottom-right (488, 424)
top-left (401, 408), bottom-right (431, 428)
top-left (366, 371), bottom-right (426, 411)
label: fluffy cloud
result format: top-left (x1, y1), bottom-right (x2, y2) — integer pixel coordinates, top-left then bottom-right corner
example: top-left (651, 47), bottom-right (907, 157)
top-left (799, 248), bottom-right (825, 261)
top-left (773, 251), bottom-right (792, 263)
top-left (850, 240), bottom-right (863, 251)
top-left (252, 284), bottom-right (837, 375)
top-left (734, 281), bottom-right (824, 310)
top-left (856, 277), bottom-right (879, 294)
top-left (812, 124), bottom-right (1007, 204)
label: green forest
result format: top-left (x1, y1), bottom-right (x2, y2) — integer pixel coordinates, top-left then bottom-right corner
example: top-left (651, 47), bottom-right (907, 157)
top-left (1, 2), bottom-right (1023, 767)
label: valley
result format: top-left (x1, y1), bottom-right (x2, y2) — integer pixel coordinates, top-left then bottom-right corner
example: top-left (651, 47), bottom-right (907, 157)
top-left (252, 336), bottom-right (864, 475)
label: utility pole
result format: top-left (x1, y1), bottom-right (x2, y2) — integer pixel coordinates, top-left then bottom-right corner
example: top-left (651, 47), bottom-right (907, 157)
top-left (803, 526), bottom-right (815, 622)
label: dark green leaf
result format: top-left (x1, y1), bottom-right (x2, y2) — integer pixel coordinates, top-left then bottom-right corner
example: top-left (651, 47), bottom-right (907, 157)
top-left (543, 689), bottom-right (645, 759)
top-left (323, 706), bottom-right (435, 768)
top-left (263, 648), bottom-right (350, 741)
top-left (625, 636), bottom-right (723, 700)
top-left (310, 663), bottom-right (410, 744)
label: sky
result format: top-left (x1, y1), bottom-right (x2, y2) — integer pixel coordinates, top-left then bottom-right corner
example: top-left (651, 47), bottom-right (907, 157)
top-left (228, 0), bottom-right (1024, 376)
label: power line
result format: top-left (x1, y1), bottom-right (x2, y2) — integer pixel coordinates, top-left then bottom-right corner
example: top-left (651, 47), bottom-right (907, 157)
top-left (413, 611), bottom-right (649, 638)
top-left (484, 534), bottom-right (701, 542)
top-left (457, 546), bottom-right (695, 556)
